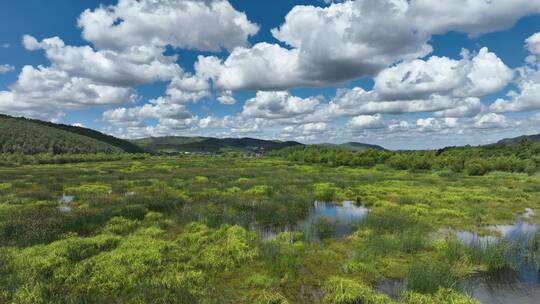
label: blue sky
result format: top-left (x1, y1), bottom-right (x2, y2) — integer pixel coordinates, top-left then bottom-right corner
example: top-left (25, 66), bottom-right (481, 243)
top-left (1, 0), bottom-right (540, 149)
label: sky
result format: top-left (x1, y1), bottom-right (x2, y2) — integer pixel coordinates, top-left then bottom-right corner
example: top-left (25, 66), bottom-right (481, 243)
top-left (1, 1), bottom-right (540, 149)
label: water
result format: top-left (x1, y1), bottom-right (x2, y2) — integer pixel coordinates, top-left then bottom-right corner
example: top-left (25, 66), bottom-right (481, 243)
top-left (58, 194), bottom-right (76, 213)
top-left (59, 194), bottom-right (75, 204)
top-left (376, 209), bottom-right (540, 304)
top-left (301, 201), bottom-right (369, 241)
top-left (252, 201), bottom-right (369, 241)
top-left (457, 212), bottom-right (540, 304)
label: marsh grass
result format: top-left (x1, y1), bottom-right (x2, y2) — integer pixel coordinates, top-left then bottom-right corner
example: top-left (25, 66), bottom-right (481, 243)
top-left (406, 261), bottom-right (459, 294)
top-left (0, 156), bottom-right (539, 303)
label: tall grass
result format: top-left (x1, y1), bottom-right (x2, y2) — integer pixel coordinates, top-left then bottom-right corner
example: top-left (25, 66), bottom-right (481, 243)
top-left (406, 261), bottom-right (458, 294)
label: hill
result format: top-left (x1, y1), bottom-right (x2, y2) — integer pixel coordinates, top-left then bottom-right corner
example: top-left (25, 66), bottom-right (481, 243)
top-left (0, 114), bottom-right (143, 154)
top-left (130, 136), bottom-right (303, 154)
top-left (495, 134), bottom-right (540, 147)
top-left (321, 142), bottom-right (386, 151)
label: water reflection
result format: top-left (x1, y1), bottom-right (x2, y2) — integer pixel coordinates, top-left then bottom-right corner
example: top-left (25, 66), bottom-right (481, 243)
top-left (456, 209), bottom-right (540, 303)
top-left (252, 201), bottom-right (369, 241)
top-left (59, 194), bottom-right (75, 204)
top-left (301, 201), bottom-right (369, 241)
top-left (58, 194), bottom-right (76, 213)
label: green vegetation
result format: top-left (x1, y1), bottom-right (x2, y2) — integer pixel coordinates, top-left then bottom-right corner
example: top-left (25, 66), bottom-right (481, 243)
top-left (272, 139), bottom-right (540, 176)
top-left (1, 154), bottom-right (539, 303)
top-left (0, 114), bottom-right (143, 154)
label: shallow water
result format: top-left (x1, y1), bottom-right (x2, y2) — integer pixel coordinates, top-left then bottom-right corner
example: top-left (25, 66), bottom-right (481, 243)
top-left (252, 201), bottom-right (368, 241)
top-left (58, 194), bottom-right (76, 213)
top-left (469, 278), bottom-right (540, 304)
top-left (455, 210), bottom-right (540, 303)
top-left (301, 201), bottom-right (369, 240)
top-left (377, 209), bottom-right (540, 303)
top-left (59, 194), bottom-right (75, 204)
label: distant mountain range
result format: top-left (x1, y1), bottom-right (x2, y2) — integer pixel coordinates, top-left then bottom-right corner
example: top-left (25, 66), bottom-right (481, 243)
top-left (11, 113), bottom-right (540, 155)
top-left (495, 134), bottom-right (540, 146)
top-left (0, 114), bottom-right (387, 154)
top-left (129, 136), bottom-right (303, 154)
top-left (319, 142), bottom-right (386, 151)
top-left (0, 114), bottom-right (143, 154)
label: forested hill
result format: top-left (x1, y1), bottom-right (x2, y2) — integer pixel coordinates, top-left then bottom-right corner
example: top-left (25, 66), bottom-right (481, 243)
top-left (320, 142), bottom-right (386, 151)
top-left (495, 134), bottom-right (540, 147)
top-left (130, 136), bottom-right (303, 153)
top-left (0, 114), bottom-right (143, 154)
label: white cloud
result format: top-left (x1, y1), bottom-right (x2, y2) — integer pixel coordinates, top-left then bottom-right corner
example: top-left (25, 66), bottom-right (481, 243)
top-left (473, 113), bottom-right (509, 129)
top-left (319, 88), bottom-right (480, 120)
top-left (197, 0), bottom-right (534, 91)
top-left (78, 0), bottom-right (259, 52)
top-left (347, 114), bottom-right (386, 130)
top-left (103, 97), bottom-right (198, 138)
top-left (23, 35), bottom-right (181, 87)
top-left (491, 82), bottom-right (540, 112)
top-left (217, 91), bottom-right (236, 105)
top-left (416, 117), bottom-right (444, 133)
top-left (0, 64), bottom-right (15, 74)
top-left (271, 0), bottom-right (432, 84)
top-left (526, 32), bottom-right (540, 55)
top-left (197, 43), bottom-right (304, 91)
top-left (490, 32), bottom-right (540, 113)
top-left (433, 98), bottom-right (483, 118)
top-left (408, 0), bottom-right (540, 35)
top-left (374, 48), bottom-right (513, 100)
top-left (165, 74), bottom-right (210, 104)
top-left (0, 66), bottom-right (136, 119)
top-left (242, 91), bottom-right (321, 119)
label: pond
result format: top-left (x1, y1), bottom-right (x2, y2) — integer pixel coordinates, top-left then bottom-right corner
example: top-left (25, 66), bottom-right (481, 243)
top-left (252, 201), bottom-right (369, 241)
top-left (458, 212), bottom-right (540, 304)
top-left (377, 209), bottom-right (540, 304)
top-left (300, 201), bottom-right (369, 241)
top-left (58, 194), bottom-right (76, 213)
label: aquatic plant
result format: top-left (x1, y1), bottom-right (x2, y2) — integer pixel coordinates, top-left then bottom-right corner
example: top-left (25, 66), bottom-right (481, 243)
top-left (322, 277), bottom-right (392, 304)
top-left (406, 261), bottom-right (458, 294)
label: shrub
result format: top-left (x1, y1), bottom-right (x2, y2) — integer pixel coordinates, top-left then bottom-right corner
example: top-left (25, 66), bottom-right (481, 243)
top-left (314, 183), bottom-right (338, 201)
top-left (465, 159), bottom-right (489, 176)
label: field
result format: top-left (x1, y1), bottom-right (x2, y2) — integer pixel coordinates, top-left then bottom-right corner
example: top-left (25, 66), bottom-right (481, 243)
top-left (1, 156), bottom-right (539, 303)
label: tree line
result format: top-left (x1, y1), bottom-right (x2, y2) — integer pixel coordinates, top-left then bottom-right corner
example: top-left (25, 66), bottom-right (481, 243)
top-left (270, 139), bottom-right (540, 176)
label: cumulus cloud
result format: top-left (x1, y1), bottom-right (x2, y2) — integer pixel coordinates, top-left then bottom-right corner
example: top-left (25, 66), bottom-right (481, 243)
top-left (197, 0), bottom-right (534, 91)
top-left (0, 64), bottom-right (15, 74)
top-left (242, 91), bottom-right (321, 119)
top-left (217, 91), bottom-right (236, 105)
top-left (408, 0), bottom-right (540, 35)
top-left (316, 88), bottom-right (482, 121)
top-left (347, 114), bottom-right (386, 130)
top-left (433, 98), bottom-right (483, 118)
top-left (526, 32), bottom-right (540, 56)
top-left (103, 98), bottom-right (197, 138)
top-left (23, 35), bottom-right (181, 87)
top-left (0, 66), bottom-right (136, 120)
top-left (165, 74), bottom-right (210, 104)
top-left (198, 0), bottom-right (431, 90)
top-left (196, 43), bottom-right (304, 91)
top-left (473, 113), bottom-right (509, 129)
top-left (78, 0), bottom-right (259, 51)
top-left (374, 48), bottom-right (513, 100)
top-left (490, 32), bottom-right (540, 113)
